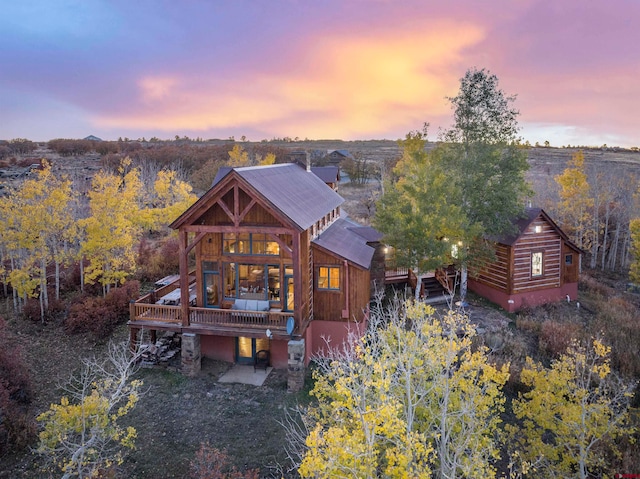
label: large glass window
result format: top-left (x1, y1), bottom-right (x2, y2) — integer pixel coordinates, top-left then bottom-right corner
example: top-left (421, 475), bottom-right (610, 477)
top-left (202, 261), bottom-right (219, 307)
top-left (224, 263), bottom-right (285, 301)
top-left (285, 266), bottom-right (294, 311)
top-left (531, 252), bottom-right (543, 277)
top-left (268, 266), bottom-right (280, 301)
top-left (318, 266), bottom-right (340, 290)
top-left (222, 233), bottom-right (279, 256)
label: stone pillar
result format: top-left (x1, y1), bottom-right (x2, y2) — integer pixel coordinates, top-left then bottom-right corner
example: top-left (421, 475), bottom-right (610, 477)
top-left (287, 338), bottom-right (306, 392)
top-left (181, 333), bottom-right (201, 377)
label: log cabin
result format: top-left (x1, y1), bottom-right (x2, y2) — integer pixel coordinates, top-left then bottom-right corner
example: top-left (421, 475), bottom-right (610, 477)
top-left (468, 208), bottom-right (582, 313)
top-left (128, 163), bottom-right (382, 386)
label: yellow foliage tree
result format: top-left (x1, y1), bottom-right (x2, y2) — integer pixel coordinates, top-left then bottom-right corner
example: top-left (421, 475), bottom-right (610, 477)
top-left (154, 169), bottom-right (197, 223)
top-left (510, 338), bottom-right (635, 479)
top-left (0, 160), bottom-right (78, 318)
top-left (79, 158), bottom-right (142, 294)
top-left (298, 300), bottom-right (509, 479)
top-left (257, 152), bottom-right (276, 166)
top-left (37, 341), bottom-right (143, 478)
top-left (228, 144), bottom-right (250, 167)
top-left (554, 150), bottom-right (594, 249)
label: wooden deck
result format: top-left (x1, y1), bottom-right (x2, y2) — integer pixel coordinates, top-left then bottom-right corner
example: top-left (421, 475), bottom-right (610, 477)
top-left (385, 267), bottom-right (418, 290)
top-left (129, 292), bottom-right (291, 338)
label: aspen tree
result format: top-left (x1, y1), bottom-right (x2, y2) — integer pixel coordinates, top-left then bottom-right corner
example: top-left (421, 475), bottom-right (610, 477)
top-left (80, 158), bottom-right (142, 294)
top-left (511, 339), bottom-right (635, 479)
top-left (375, 69), bottom-right (530, 301)
top-left (228, 144), bottom-right (250, 167)
top-left (554, 150), bottom-right (593, 249)
top-left (299, 299), bottom-right (508, 479)
top-left (37, 341), bottom-right (143, 478)
top-left (0, 161), bottom-right (77, 318)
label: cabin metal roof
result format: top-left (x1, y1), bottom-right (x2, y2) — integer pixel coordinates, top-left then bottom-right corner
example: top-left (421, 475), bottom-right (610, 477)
top-left (212, 163), bottom-right (344, 230)
top-left (310, 166), bottom-right (340, 183)
top-left (312, 217), bottom-right (377, 269)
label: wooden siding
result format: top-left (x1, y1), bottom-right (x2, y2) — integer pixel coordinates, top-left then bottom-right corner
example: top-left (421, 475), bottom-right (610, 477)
top-left (475, 243), bottom-right (510, 293)
top-left (312, 246), bottom-right (370, 322)
top-left (562, 242), bottom-right (580, 284)
top-left (473, 217), bottom-right (567, 295)
top-left (511, 219), bottom-right (561, 293)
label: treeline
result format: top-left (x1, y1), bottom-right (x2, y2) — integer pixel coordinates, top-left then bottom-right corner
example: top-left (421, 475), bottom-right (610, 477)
top-left (46, 138), bottom-right (292, 192)
top-left (0, 158), bottom-right (196, 323)
top-left (548, 150), bottom-right (639, 274)
top-left (0, 139), bottom-right (38, 159)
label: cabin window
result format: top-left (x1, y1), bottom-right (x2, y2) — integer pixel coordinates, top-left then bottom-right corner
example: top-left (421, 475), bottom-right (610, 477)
top-left (565, 254), bottom-right (573, 265)
top-left (223, 233), bottom-right (279, 256)
top-left (268, 265), bottom-right (281, 301)
top-left (534, 225), bottom-right (542, 233)
top-left (223, 263), bottom-right (284, 302)
top-left (531, 252), bottom-right (543, 277)
top-left (317, 266), bottom-right (340, 291)
top-left (203, 266), bottom-right (220, 308)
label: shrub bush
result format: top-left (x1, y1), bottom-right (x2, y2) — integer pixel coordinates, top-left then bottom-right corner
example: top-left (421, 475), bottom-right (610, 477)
top-left (136, 237), bottom-right (180, 283)
top-left (65, 281), bottom-right (140, 339)
top-left (190, 444), bottom-right (259, 479)
top-left (593, 296), bottom-right (640, 377)
top-left (21, 296), bottom-right (67, 323)
top-left (539, 320), bottom-right (584, 359)
top-left (580, 272), bottom-right (614, 297)
top-left (0, 318), bottom-right (35, 453)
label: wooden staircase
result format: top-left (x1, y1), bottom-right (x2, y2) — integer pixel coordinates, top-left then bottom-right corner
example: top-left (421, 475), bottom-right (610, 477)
top-left (419, 268), bottom-right (456, 304)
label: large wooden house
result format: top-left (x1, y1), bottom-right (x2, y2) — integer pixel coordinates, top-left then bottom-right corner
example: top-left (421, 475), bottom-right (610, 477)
top-left (468, 208), bottom-right (582, 313)
top-left (129, 164), bottom-right (382, 385)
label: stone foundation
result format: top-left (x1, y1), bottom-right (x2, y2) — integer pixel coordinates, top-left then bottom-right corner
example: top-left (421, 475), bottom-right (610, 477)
top-left (181, 333), bottom-right (201, 376)
top-left (287, 338), bottom-right (306, 392)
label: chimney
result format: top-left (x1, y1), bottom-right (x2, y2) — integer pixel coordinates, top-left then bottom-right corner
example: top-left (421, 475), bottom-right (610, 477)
top-left (306, 151), bottom-right (311, 172)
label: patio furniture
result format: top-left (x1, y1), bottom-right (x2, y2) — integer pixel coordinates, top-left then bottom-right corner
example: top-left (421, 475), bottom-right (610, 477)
top-left (254, 350), bottom-right (270, 372)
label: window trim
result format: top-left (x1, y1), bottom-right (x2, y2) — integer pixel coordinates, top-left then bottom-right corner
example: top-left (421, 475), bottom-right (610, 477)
top-left (531, 251), bottom-right (544, 278)
top-left (222, 233), bottom-right (279, 256)
top-left (317, 266), bottom-right (341, 291)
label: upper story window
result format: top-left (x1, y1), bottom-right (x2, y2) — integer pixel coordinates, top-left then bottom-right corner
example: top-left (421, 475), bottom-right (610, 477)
top-left (531, 251), bottom-right (543, 277)
top-left (223, 233), bottom-right (279, 256)
top-left (318, 266), bottom-right (340, 291)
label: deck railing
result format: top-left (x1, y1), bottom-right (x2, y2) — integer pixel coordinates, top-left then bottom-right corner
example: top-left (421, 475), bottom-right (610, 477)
top-left (190, 307), bottom-right (290, 330)
top-left (130, 271), bottom-right (290, 332)
top-left (385, 267), bottom-right (409, 278)
top-left (130, 302), bottom-right (290, 332)
top-left (131, 302), bottom-right (182, 323)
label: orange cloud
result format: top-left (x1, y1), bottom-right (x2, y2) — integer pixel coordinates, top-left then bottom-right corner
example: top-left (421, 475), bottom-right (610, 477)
top-left (96, 20), bottom-right (485, 138)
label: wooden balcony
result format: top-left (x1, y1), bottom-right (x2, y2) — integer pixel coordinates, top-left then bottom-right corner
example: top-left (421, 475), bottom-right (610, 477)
top-left (129, 290), bottom-right (292, 338)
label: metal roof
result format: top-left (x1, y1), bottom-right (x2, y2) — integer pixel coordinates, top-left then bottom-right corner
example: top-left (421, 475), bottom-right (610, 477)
top-left (215, 163), bottom-right (344, 230)
top-left (310, 166), bottom-right (340, 183)
top-left (312, 218), bottom-right (377, 269)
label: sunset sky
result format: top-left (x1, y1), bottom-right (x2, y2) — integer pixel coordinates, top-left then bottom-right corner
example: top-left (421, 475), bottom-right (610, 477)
top-left (2, 0), bottom-right (639, 147)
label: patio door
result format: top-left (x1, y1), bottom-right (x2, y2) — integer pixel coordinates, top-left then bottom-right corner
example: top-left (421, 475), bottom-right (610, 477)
top-left (284, 266), bottom-right (294, 312)
top-left (236, 337), bottom-right (270, 364)
top-left (203, 261), bottom-right (220, 308)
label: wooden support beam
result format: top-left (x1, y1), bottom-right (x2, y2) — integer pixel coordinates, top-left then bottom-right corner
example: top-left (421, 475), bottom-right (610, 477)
top-left (179, 230), bottom-right (190, 327)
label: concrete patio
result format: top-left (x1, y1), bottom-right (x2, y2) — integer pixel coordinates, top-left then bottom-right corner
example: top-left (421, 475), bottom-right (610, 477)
top-left (218, 364), bottom-right (273, 386)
